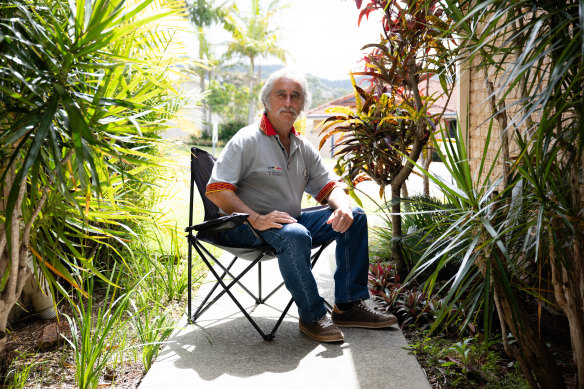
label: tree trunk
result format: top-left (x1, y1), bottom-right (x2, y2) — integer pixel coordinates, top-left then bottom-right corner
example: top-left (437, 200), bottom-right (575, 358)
top-left (401, 181), bottom-right (409, 198)
top-left (389, 130), bottom-right (427, 280)
top-left (550, 220), bottom-right (584, 389)
top-left (206, 69), bottom-right (213, 128)
top-left (475, 249), bottom-right (566, 389)
top-left (0, 151), bottom-right (70, 354)
top-left (390, 183), bottom-right (405, 279)
top-left (422, 147), bottom-right (431, 196)
top-left (561, 152), bottom-right (584, 389)
top-left (385, 71), bottom-right (432, 279)
top-left (247, 57), bottom-right (256, 124)
top-left (197, 26), bottom-right (209, 134)
top-left (0, 159), bottom-right (32, 354)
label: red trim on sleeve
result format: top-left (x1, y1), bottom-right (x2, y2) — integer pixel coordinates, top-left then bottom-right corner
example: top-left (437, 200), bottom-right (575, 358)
top-left (315, 181), bottom-right (337, 204)
top-left (206, 182), bottom-right (236, 195)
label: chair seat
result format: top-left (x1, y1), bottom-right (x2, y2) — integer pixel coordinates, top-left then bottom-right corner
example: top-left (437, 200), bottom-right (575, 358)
top-left (199, 234), bottom-right (277, 261)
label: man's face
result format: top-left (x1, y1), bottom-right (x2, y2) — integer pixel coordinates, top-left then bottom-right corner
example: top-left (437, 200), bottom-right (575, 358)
top-left (266, 77), bottom-right (304, 131)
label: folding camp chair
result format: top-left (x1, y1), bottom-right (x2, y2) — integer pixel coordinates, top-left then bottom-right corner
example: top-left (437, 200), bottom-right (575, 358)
top-left (185, 147), bottom-right (332, 341)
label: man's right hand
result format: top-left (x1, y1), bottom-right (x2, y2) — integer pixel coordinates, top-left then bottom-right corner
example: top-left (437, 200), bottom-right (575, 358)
top-left (250, 210), bottom-right (297, 231)
top-left (206, 189), bottom-right (295, 231)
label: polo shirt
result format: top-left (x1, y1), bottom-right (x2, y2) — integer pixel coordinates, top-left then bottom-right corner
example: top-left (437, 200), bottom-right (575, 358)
top-left (206, 114), bottom-right (338, 218)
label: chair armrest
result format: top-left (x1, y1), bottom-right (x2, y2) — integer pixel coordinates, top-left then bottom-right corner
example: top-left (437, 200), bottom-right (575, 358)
top-left (185, 213), bottom-right (249, 233)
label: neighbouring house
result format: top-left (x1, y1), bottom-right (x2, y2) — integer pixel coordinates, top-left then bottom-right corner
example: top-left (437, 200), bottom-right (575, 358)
top-left (304, 77), bottom-right (458, 159)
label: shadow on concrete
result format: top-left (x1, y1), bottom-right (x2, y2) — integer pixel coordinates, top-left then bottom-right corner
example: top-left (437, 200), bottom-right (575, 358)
top-left (139, 243), bottom-right (431, 389)
top-left (157, 316), bottom-right (349, 380)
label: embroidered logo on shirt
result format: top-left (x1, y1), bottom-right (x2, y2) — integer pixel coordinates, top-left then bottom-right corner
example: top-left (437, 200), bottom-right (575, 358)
top-left (267, 165), bottom-right (283, 176)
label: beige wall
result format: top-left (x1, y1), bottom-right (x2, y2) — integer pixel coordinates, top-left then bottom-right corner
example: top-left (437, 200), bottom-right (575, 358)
top-left (462, 64), bottom-right (524, 186)
top-left (460, 19), bottom-right (542, 187)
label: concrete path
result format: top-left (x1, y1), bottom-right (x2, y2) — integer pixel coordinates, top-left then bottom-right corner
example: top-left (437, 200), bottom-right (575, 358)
top-left (139, 242), bottom-right (431, 389)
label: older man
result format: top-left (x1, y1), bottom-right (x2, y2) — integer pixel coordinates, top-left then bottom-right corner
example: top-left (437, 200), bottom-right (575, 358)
top-left (206, 68), bottom-right (397, 342)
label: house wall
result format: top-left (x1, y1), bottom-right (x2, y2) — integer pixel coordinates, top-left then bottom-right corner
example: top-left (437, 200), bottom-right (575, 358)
top-left (468, 64), bottom-right (503, 181)
top-left (460, 20), bottom-right (540, 188)
top-left (462, 62), bottom-right (526, 187)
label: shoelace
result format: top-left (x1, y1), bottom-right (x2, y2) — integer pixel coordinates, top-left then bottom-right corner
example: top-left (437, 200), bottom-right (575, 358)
top-left (357, 300), bottom-right (379, 315)
top-left (317, 315), bottom-right (334, 328)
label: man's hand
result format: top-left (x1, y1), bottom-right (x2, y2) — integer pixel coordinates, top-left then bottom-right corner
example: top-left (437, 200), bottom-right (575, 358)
top-left (326, 207), bottom-right (353, 233)
top-left (250, 210), bottom-right (297, 231)
top-left (206, 190), bottom-right (295, 231)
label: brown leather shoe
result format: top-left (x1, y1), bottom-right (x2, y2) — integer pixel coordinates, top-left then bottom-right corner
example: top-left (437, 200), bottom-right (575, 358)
top-left (299, 314), bottom-right (344, 342)
top-left (332, 300), bottom-right (398, 328)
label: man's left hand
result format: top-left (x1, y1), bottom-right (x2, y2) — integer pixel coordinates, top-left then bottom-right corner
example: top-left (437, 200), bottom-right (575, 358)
top-left (326, 207), bottom-right (353, 233)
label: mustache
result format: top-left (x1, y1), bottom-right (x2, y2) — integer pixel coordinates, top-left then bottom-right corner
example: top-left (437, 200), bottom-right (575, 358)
top-left (278, 107), bottom-right (299, 115)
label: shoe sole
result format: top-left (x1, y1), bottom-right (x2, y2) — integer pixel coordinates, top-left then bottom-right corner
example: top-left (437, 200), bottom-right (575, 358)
top-left (299, 324), bottom-right (344, 343)
top-left (333, 318), bottom-right (398, 328)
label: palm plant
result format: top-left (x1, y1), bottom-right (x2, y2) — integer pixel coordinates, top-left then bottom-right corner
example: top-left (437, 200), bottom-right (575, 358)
top-left (222, 0), bottom-right (287, 123)
top-left (187, 0), bottom-right (231, 129)
top-left (188, 0), bottom-right (227, 79)
top-left (0, 0), bottom-right (196, 353)
top-left (409, 0), bottom-right (583, 387)
top-left (407, 125), bottom-right (565, 388)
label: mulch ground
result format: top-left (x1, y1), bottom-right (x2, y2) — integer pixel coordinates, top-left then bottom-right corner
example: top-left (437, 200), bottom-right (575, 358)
top-left (1, 314), bottom-right (145, 388)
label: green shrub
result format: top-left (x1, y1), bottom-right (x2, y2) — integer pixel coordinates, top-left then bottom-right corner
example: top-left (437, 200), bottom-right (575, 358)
top-left (219, 120), bottom-right (246, 141)
top-left (371, 194), bottom-right (463, 280)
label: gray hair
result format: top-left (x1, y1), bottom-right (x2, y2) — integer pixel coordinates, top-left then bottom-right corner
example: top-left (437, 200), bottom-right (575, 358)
top-left (259, 67), bottom-right (312, 114)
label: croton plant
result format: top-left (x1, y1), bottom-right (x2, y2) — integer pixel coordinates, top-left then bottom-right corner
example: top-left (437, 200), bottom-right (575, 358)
top-left (319, 0), bottom-right (456, 277)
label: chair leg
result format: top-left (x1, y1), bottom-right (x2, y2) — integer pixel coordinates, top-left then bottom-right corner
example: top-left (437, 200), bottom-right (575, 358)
top-left (187, 240), bottom-right (193, 323)
top-left (197, 242), bottom-right (263, 303)
top-left (258, 261), bottom-right (262, 304)
top-left (201, 248), bottom-right (273, 341)
top-left (191, 252), bottom-right (258, 322)
top-left (191, 255), bottom-right (238, 321)
top-left (269, 297), bottom-right (295, 339)
top-left (188, 237), bottom-right (333, 341)
top-left (191, 242), bottom-right (275, 341)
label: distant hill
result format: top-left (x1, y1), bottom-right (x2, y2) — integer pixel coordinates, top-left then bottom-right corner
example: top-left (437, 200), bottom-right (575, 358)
top-left (256, 63), bottom-right (353, 88)
top-left (221, 63), bottom-right (365, 108)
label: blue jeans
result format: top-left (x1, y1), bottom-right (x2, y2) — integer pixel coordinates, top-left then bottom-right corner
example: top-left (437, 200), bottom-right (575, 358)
top-left (218, 206), bottom-right (370, 323)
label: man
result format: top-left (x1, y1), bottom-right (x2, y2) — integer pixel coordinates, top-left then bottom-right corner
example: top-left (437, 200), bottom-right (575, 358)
top-left (206, 68), bottom-right (397, 342)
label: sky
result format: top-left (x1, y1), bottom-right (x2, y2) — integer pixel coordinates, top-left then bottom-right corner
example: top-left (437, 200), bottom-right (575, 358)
top-left (180, 0), bottom-right (384, 81)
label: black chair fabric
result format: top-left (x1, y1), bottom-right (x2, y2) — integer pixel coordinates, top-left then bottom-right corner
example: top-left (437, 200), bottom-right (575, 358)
top-left (190, 147), bottom-right (221, 222)
top-left (185, 146), bottom-right (331, 341)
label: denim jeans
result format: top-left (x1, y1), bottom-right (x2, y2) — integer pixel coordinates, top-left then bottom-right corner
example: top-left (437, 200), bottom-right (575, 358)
top-left (218, 206), bottom-right (370, 323)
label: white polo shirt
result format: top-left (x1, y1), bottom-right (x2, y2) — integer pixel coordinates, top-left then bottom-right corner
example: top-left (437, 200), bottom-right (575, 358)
top-left (206, 115), bottom-right (338, 218)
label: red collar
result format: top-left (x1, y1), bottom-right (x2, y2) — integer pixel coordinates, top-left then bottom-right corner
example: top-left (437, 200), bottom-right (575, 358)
top-left (259, 114), bottom-right (299, 136)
